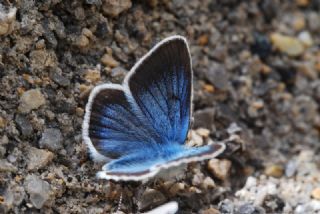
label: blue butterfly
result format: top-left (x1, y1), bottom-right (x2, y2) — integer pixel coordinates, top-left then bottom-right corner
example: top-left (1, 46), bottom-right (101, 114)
top-left (82, 35), bottom-right (226, 181)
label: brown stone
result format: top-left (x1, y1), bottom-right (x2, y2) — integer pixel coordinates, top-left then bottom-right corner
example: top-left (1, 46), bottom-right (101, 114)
top-left (208, 159), bottom-right (232, 180)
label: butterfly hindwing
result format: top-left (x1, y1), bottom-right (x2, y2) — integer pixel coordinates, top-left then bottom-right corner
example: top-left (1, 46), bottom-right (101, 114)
top-left (97, 143), bottom-right (225, 181)
top-left (83, 84), bottom-right (160, 161)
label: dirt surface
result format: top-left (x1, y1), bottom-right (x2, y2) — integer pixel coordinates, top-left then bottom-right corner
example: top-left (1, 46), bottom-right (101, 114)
top-left (0, 0), bottom-right (320, 213)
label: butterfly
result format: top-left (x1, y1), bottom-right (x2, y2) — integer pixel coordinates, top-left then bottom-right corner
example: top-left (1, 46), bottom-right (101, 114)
top-left (82, 35), bottom-right (226, 181)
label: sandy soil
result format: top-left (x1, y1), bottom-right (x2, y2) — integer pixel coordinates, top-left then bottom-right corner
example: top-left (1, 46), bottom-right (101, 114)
top-left (0, 0), bottom-right (319, 213)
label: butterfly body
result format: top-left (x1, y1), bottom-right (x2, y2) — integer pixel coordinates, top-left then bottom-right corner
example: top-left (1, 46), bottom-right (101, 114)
top-left (83, 36), bottom-right (225, 181)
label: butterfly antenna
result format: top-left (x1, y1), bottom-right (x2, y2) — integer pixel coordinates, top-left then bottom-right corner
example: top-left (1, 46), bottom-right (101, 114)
top-left (116, 191), bottom-right (123, 213)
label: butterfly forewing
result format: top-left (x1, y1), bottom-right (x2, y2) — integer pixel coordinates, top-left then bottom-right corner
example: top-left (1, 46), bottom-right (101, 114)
top-left (126, 37), bottom-right (192, 145)
top-left (83, 85), bottom-right (160, 160)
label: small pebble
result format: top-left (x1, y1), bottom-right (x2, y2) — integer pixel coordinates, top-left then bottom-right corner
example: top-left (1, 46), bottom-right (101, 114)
top-left (193, 108), bottom-right (215, 129)
top-left (147, 0), bottom-right (158, 8)
top-left (101, 54), bottom-right (119, 68)
top-left (292, 14), bottom-right (306, 31)
top-left (74, 7), bottom-right (85, 20)
top-left (270, 33), bottom-right (304, 57)
top-left (35, 39), bottom-right (46, 49)
top-left (24, 175), bottom-right (52, 209)
top-left (102, 0), bottom-right (132, 17)
top-left (7, 154), bottom-right (16, 163)
top-left (298, 31), bottom-right (313, 47)
top-left (76, 107), bottom-right (84, 117)
top-left (296, 0), bottom-right (310, 6)
top-left (30, 50), bottom-right (58, 70)
top-left (0, 146), bottom-right (5, 158)
top-left (82, 28), bottom-right (93, 39)
top-left (187, 130), bottom-right (203, 147)
top-left (251, 100), bottom-right (264, 109)
top-left (208, 159), bottom-right (232, 180)
top-left (79, 84), bottom-right (93, 100)
top-left (138, 188), bottom-right (167, 211)
top-left (27, 147), bottom-right (54, 171)
top-left (227, 122), bottom-right (242, 134)
top-left (262, 194), bottom-right (285, 213)
top-left (219, 199), bottom-right (235, 214)
top-left (201, 207), bottom-right (220, 214)
top-left (147, 201), bottom-right (178, 214)
top-left (76, 35), bottom-right (90, 48)
top-left (50, 68), bottom-right (70, 87)
top-left (0, 116), bottom-right (6, 128)
top-left (18, 89), bottom-right (46, 113)
top-left (0, 7), bottom-right (16, 35)
top-left (192, 172), bottom-right (205, 186)
top-left (197, 34), bottom-right (209, 46)
top-left (22, 74), bottom-right (34, 84)
top-left (285, 160), bottom-right (297, 177)
top-left (169, 182), bottom-right (185, 195)
top-left (244, 176), bottom-right (257, 189)
top-left (0, 135), bottom-right (9, 145)
top-left (311, 188), bottom-right (320, 200)
top-left (0, 159), bottom-right (17, 172)
top-left (205, 65), bottom-right (228, 91)
top-left (189, 186), bottom-right (202, 194)
top-left (203, 84), bottom-right (215, 93)
top-left (4, 184), bottom-right (26, 208)
top-left (85, 69), bottom-right (101, 83)
top-left (294, 201), bottom-right (320, 214)
top-left (264, 165), bottom-right (284, 178)
top-left (110, 66), bottom-right (127, 79)
top-left (307, 12), bottom-right (320, 32)
top-left (209, 45), bottom-right (227, 61)
top-left (15, 114), bottom-right (33, 138)
top-left (251, 33), bottom-right (272, 59)
top-left (296, 62), bottom-right (317, 79)
top-left (237, 203), bottom-right (265, 214)
top-left (202, 177), bottom-right (216, 189)
top-left (195, 128), bottom-right (210, 138)
top-left (39, 128), bottom-right (63, 151)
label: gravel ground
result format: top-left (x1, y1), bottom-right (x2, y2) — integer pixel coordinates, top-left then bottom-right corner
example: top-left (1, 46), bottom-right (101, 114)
top-left (0, 0), bottom-right (320, 213)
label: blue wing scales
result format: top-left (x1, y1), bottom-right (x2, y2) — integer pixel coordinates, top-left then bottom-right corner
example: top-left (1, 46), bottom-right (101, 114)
top-left (83, 36), bottom-right (226, 181)
top-left (126, 38), bottom-right (192, 145)
top-left (83, 85), bottom-right (161, 160)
